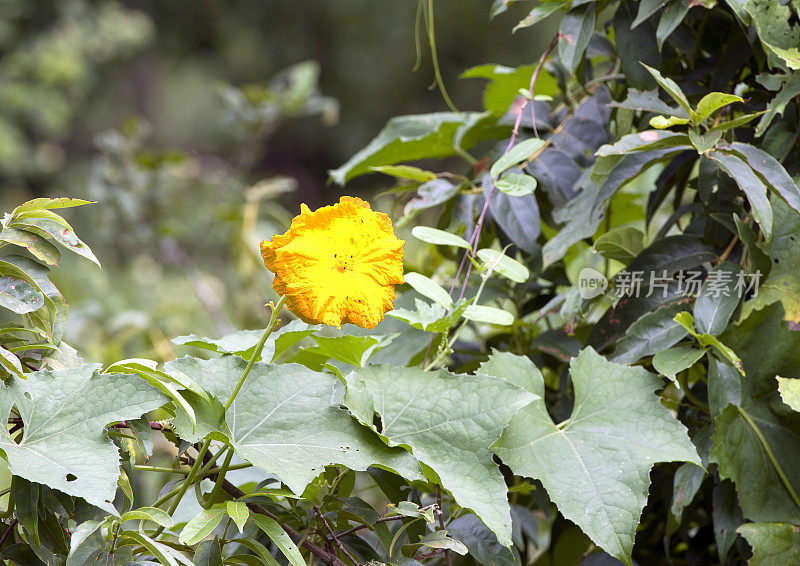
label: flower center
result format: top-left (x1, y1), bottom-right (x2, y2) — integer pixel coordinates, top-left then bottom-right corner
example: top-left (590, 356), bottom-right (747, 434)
top-left (333, 251), bottom-right (356, 272)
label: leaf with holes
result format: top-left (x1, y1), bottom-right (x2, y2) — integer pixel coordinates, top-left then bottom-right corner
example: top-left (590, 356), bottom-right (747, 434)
top-left (0, 364), bottom-right (167, 514)
top-left (488, 349), bottom-right (699, 565)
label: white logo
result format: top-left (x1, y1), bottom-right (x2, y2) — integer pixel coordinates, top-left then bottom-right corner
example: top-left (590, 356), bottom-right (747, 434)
top-left (578, 268), bottom-right (608, 299)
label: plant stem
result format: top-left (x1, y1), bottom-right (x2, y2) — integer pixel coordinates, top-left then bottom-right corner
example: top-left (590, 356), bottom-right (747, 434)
top-left (223, 295), bottom-right (287, 412)
top-left (198, 446), bottom-right (234, 510)
top-left (152, 438), bottom-right (212, 537)
top-left (737, 406), bottom-right (800, 513)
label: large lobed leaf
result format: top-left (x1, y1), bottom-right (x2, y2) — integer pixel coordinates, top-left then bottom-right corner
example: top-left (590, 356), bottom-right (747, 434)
top-left (345, 364), bottom-right (537, 548)
top-left (166, 356), bottom-right (424, 494)
top-left (487, 349), bottom-right (700, 565)
top-left (0, 364), bottom-right (167, 514)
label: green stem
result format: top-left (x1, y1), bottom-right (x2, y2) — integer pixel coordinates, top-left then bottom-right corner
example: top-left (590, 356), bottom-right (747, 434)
top-left (134, 465), bottom-right (189, 474)
top-left (197, 446), bottom-right (234, 510)
top-left (223, 295), bottom-right (287, 412)
top-left (199, 462), bottom-right (252, 479)
top-left (424, 263), bottom-right (493, 371)
top-left (677, 371), bottom-right (709, 411)
top-left (152, 438), bottom-right (212, 537)
top-left (425, 0), bottom-right (459, 113)
top-left (737, 406), bottom-right (800, 513)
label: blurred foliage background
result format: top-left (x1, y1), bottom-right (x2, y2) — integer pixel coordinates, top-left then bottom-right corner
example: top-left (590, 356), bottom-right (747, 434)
top-left (0, 0), bottom-right (556, 363)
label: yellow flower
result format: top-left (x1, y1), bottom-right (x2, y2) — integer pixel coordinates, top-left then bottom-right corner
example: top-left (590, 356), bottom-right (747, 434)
top-left (261, 196), bottom-right (404, 329)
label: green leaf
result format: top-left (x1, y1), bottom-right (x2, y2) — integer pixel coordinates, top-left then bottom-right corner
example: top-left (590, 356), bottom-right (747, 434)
top-left (710, 303), bottom-right (800, 523)
top-left (653, 346), bottom-right (705, 382)
top-left (656, 0), bottom-right (689, 49)
top-left (0, 255), bottom-right (68, 343)
top-left (303, 333), bottom-right (395, 367)
top-left (418, 532), bottom-right (469, 555)
top-left (476, 249), bottom-right (529, 283)
top-left (512, 2), bottom-right (568, 32)
top-left (173, 321), bottom-right (317, 363)
top-left (194, 538), bottom-right (224, 566)
top-left (489, 348), bottom-right (700, 565)
top-left (490, 138), bottom-right (546, 179)
top-left (232, 537), bottom-right (280, 566)
top-left (119, 530), bottom-right (186, 566)
top-left (738, 523), bottom-right (800, 565)
top-left (403, 272), bottom-right (453, 309)
top-left (755, 72), bottom-right (800, 136)
top-left (613, 4), bottom-right (662, 90)
top-left (742, 0), bottom-right (800, 70)
top-left (557, 5), bottom-right (596, 73)
top-left (0, 275), bottom-right (44, 315)
top-left (593, 226), bottom-right (645, 264)
top-left (744, 198), bottom-right (800, 324)
top-left (13, 478), bottom-right (39, 546)
top-left (670, 463), bottom-right (706, 523)
top-left (0, 364), bottom-right (166, 514)
top-left (461, 63), bottom-right (558, 114)
top-left (251, 515), bottom-right (305, 566)
top-left (610, 88), bottom-right (688, 118)
top-left (777, 377), bottom-right (800, 413)
top-left (346, 363), bottom-right (536, 547)
top-left (649, 115), bottom-right (690, 129)
top-left (712, 480), bottom-right (744, 564)
top-left (632, 0), bottom-right (667, 27)
top-left (707, 150), bottom-right (772, 239)
top-left (595, 130), bottom-right (691, 156)
top-left (179, 508), bottom-right (227, 546)
top-left (121, 506), bottom-right (175, 528)
top-left (709, 111), bottom-right (767, 133)
top-left (494, 172), bottom-right (537, 197)
top-left (411, 226), bottom-right (471, 249)
top-left (693, 262), bottom-right (743, 335)
top-left (463, 305), bottom-right (515, 326)
top-left (726, 142), bottom-right (800, 217)
top-left (0, 228), bottom-right (61, 266)
top-left (329, 112), bottom-right (498, 185)
top-left (641, 64), bottom-right (693, 118)
top-left (9, 216), bottom-right (99, 267)
top-left (106, 359), bottom-right (198, 429)
top-left (12, 198), bottom-right (94, 216)
top-left (370, 165), bottom-right (437, 182)
top-left (447, 514), bottom-right (521, 566)
top-left (387, 298), bottom-right (470, 333)
top-left (695, 93), bottom-right (745, 123)
top-left (166, 356), bottom-right (424, 493)
top-left (107, 358), bottom-right (209, 401)
top-left (688, 129), bottom-right (722, 153)
top-left (66, 520), bottom-right (103, 566)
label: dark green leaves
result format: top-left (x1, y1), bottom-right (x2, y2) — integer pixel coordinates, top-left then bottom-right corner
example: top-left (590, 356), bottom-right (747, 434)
top-left (488, 349), bottom-right (699, 565)
top-left (710, 303), bottom-right (800, 523)
top-left (558, 5), bottom-right (595, 73)
top-left (739, 522), bottom-right (800, 565)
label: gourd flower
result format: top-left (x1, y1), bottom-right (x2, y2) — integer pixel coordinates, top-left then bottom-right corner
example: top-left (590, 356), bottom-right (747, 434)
top-left (261, 196), bottom-right (404, 329)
